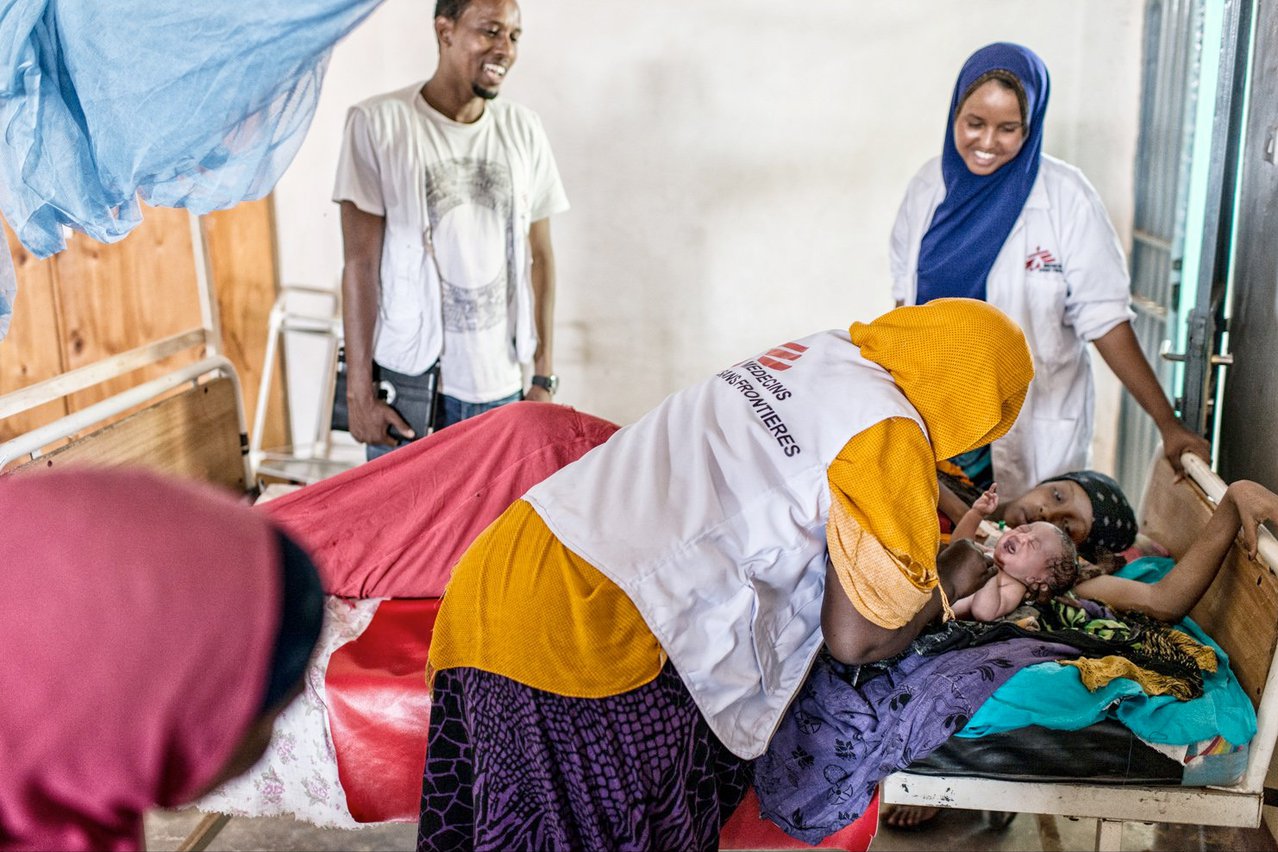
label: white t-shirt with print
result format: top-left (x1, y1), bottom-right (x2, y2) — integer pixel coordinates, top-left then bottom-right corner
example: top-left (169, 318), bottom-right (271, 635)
top-left (334, 85), bottom-right (569, 403)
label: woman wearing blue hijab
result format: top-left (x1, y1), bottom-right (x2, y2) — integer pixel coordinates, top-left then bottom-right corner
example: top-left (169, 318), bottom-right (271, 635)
top-left (884, 43), bottom-right (1210, 831)
top-left (890, 42), bottom-right (1208, 516)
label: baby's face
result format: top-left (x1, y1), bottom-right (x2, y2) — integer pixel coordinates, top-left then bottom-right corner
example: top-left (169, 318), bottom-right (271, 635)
top-left (993, 521), bottom-right (1065, 587)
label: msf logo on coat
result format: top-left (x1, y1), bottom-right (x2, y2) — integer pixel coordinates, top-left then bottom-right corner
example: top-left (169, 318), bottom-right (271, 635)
top-left (757, 341), bottom-right (809, 371)
top-left (1025, 246), bottom-right (1063, 274)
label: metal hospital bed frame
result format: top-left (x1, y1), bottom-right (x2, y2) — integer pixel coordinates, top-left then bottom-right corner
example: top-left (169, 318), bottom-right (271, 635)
top-left (0, 220), bottom-right (351, 489)
top-left (882, 451), bottom-right (1278, 852)
top-left (248, 283), bottom-right (356, 486)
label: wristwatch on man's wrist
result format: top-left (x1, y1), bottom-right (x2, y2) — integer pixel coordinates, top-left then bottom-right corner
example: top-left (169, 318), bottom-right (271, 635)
top-left (530, 374), bottom-right (559, 395)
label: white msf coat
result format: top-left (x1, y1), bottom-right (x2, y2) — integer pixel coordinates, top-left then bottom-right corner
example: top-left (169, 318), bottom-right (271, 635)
top-left (890, 153), bottom-right (1134, 499)
top-left (525, 330), bottom-right (925, 758)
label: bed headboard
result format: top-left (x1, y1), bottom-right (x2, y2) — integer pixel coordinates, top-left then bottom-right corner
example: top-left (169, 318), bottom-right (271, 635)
top-left (8, 376), bottom-right (246, 492)
top-left (0, 339), bottom-right (251, 494)
top-left (1139, 453), bottom-right (1278, 709)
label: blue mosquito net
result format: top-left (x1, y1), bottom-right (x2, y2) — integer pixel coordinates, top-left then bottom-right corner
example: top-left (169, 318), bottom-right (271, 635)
top-left (0, 238), bottom-right (13, 339)
top-left (0, 0), bottom-right (385, 260)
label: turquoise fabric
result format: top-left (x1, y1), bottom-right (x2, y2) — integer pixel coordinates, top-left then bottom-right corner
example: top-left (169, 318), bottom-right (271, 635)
top-left (0, 0), bottom-right (384, 258)
top-left (959, 557), bottom-right (1258, 746)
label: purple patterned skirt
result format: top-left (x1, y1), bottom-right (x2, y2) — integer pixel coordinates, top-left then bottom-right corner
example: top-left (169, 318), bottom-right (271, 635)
top-left (417, 663), bottom-right (751, 852)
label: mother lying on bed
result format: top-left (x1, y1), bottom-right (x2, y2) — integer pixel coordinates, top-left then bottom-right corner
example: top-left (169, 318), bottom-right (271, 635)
top-left (765, 472), bottom-right (1278, 840)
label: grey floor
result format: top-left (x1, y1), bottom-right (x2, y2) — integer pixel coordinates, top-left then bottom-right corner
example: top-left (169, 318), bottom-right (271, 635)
top-left (145, 805), bottom-right (1278, 851)
top-left (145, 809), bottom-right (416, 851)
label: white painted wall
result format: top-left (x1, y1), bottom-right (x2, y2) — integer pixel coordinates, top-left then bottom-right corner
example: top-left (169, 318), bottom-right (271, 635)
top-left (273, 0), bottom-right (1143, 473)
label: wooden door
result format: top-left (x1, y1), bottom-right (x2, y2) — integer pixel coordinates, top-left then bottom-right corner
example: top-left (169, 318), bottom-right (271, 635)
top-left (0, 198), bottom-right (288, 447)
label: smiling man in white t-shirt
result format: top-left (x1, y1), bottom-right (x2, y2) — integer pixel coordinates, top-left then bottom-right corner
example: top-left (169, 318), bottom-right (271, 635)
top-left (334, 0), bottom-right (569, 460)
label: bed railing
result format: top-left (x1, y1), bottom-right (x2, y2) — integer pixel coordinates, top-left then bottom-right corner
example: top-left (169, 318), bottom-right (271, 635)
top-left (1182, 452), bottom-right (1278, 795)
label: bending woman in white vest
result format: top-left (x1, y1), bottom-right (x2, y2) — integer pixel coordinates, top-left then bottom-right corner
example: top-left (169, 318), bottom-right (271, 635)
top-left (416, 298), bottom-right (1033, 851)
top-left (890, 42), bottom-right (1208, 503)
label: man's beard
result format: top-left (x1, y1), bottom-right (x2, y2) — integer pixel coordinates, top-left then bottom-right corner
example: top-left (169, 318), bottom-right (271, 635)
top-left (472, 83), bottom-right (499, 100)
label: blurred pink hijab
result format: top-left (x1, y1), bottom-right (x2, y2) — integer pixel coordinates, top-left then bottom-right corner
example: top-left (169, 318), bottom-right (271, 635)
top-left (0, 468), bottom-right (282, 851)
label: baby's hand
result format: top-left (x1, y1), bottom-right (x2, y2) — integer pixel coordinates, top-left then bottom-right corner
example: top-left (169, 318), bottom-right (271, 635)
top-left (972, 483), bottom-right (999, 516)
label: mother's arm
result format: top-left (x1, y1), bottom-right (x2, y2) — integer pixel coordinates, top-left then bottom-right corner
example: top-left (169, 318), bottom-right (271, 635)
top-left (938, 478), bottom-right (973, 525)
top-left (822, 539), bottom-right (994, 665)
top-left (1073, 480), bottom-right (1278, 623)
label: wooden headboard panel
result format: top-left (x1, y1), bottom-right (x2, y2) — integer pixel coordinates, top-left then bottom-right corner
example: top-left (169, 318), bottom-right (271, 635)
top-left (1140, 455), bottom-right (1278, 709)
top-left (10, 377), bottom-right (246, 493)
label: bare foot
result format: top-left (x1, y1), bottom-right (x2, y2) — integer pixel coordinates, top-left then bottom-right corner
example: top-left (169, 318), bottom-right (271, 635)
top-left (881, 804), bottom-right (940, 829)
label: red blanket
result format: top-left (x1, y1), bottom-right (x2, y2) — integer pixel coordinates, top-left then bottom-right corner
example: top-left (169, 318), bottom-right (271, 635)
top-left (261, 402), bottom-right (620, 597)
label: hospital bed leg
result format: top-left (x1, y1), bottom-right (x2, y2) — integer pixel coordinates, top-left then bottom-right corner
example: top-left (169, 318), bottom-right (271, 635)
top-left (176, 812), bottom-right (231, 852)
top-left (1035, 813), bottom-right (1064, 851)
top-left (1094, 817), bottom-right (1124, 851)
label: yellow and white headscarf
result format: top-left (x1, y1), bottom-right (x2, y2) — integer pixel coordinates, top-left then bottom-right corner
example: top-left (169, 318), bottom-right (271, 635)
top-left (829, 298), bottom-right (1033, 627)
top-left (851, 298), bottom-right (1033, 461)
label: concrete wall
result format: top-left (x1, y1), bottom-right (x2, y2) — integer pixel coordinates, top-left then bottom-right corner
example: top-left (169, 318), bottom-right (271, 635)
top-left (273, 0), bottom-right (1144, 473)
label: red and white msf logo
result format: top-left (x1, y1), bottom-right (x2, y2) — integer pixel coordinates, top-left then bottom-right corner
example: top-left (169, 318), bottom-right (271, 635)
top-left (1025, 246), bottom-right (1061, 272)
top-left (758, 341), bottom-right (808, 371)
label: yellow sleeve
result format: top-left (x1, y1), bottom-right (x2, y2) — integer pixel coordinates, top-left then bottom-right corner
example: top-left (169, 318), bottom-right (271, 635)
top-left (825, 417), bottom-right (948, 629)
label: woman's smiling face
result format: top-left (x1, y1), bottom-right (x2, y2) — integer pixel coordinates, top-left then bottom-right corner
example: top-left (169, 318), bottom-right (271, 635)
top-left (952, 78), bottom-right (1027, 176)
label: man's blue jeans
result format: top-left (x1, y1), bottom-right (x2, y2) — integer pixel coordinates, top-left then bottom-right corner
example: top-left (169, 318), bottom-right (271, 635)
top-left (365, 389), bottom-right (522, 461)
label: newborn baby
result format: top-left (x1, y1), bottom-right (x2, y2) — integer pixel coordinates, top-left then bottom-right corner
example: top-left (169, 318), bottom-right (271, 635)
top-left (949, 483), bottom-right (1079, 622)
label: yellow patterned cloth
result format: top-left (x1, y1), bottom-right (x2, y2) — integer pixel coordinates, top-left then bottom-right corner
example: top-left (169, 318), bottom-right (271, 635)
top-left (430, 299), bottom-right (1033, 695)
top-left (1063, 656), bottom-right (1202, 700)
top-left (1062, 630), bottom-right (1218, 700)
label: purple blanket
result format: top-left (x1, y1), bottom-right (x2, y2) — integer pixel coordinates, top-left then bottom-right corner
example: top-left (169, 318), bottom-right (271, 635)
top-left (754, 634), bottom-right (1076, 844)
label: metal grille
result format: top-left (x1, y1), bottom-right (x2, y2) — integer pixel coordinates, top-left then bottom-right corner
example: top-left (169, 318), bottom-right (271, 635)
top-left (1116, 0), bottom-right (1205, 497)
